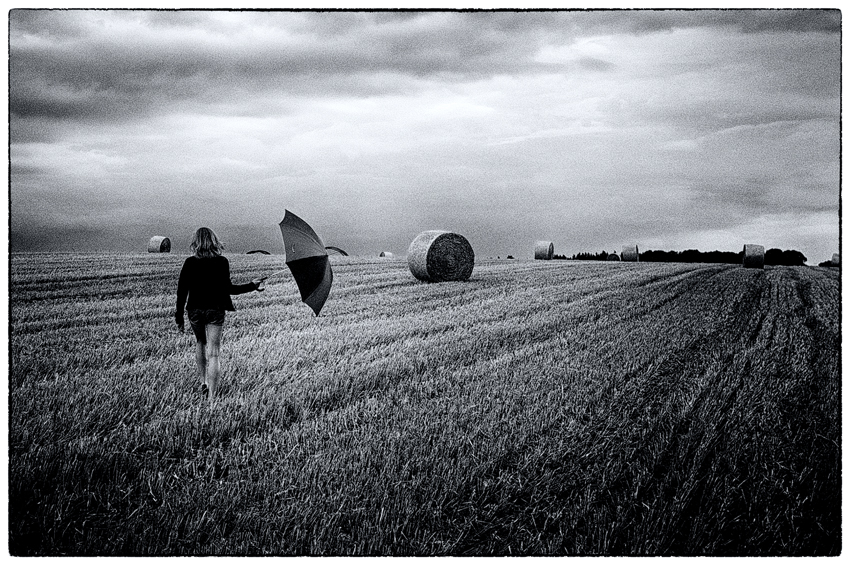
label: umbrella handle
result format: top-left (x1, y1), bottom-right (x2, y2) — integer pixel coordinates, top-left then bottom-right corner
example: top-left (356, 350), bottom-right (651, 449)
top-left (259, 269), bottom-right (289, 281)
top-left (254, 269), bottom-right (288, 291)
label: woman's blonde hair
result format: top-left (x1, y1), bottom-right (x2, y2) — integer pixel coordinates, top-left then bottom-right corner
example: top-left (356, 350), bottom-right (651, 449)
top-left (191, 227), bottom-right (224, 258)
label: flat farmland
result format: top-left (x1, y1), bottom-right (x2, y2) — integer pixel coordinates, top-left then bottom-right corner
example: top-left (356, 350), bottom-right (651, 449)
top-left (8, 252), bottom-right (841, 555)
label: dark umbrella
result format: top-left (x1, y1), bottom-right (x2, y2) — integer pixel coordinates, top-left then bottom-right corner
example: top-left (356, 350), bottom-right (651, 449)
top-left (278, 210), bottom-right (333, 316)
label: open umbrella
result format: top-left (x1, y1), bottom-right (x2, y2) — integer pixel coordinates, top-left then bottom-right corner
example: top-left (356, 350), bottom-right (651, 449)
top-left (279, 210), bottom-right (333, 316)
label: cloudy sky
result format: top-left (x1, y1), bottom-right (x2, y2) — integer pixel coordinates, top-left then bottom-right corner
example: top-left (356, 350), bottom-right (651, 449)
top-left (9, 8), bottom-right (841, 262)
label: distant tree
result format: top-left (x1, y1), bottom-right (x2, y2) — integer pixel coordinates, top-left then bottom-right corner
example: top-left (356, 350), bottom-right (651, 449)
top-left (680, 249), bottom-right (702, 263)
top-left (706, 250), bottom-right (743, 264)
top-left (507, 255), bottom-right (514, 259)
top-left (579, 247), bottom-right (805, 265)
top-left (765, 248), bottom-right (808, 266)
top-left (764, 248), bottom-right (783, 265)
top-left (571, 250), bottom-right (610, 261)
top-left (781, 249), bottom-right (807, 266)
top-left (641, 249), bottom-right (675, 262)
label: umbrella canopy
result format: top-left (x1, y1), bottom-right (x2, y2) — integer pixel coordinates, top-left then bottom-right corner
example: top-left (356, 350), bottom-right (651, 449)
top-left (279, 210), bottom-right (333, 316)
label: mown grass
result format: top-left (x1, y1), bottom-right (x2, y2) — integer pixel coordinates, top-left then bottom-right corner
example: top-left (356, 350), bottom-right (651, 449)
top-left (8, 252), bottom-right (841, 555)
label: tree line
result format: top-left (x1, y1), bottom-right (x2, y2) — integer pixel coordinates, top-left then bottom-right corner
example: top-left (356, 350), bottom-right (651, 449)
top-left (557, 248), bottom-right (809, 266)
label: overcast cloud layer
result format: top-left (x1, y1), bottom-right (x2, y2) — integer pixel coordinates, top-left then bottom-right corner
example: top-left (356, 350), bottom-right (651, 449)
top-left (9, 9), bottom-right (841, 262)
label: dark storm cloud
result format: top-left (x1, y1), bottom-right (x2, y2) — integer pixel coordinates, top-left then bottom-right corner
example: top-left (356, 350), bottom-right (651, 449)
top-left (10, 9), bottom-right (840, 132)
top-left (710, 9), bottom-right (841, 33)
top-left (8, 8), bottom-right (840, 261)
top-left (10, 162), bottom-right (47, 176)
top-left (11, 12), bottom-right (212, 126)
top-left (10, 10), bottom-right (584, 143)
top-left (1, 10), bottom-right (637, 124)
top-left (583, 8), bottom-right (841, 35)
top-left (11, 10), bottom-right (555, 135)
top-left (9, 8), bottom-right (90, 36)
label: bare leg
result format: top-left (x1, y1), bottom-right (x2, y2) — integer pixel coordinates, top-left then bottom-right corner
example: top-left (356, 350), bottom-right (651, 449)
top-left (205, 324), bottom-right (223, 401)
top-left (195, 340), bottom-right (206, 389)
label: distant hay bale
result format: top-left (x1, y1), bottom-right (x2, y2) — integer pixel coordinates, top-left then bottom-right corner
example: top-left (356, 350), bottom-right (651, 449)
top-left (379, 251), bottom-right (394, 258)
top-left (742, 244), bottom-right (765, 269)
top-left (147, 236), bottom-right (171, 253)
top-left (534, 241), bottom-right (554, 260)
top-left (407, 230), bottom-right (474, 282)
top-left (621, 244), bottom-right (639, 262)
top-left (247, 249), bottom-right (270, 255)
top-left (832, 253), bottom-right (840, 267)
top-left (607, 253), bottom-right (621, 261)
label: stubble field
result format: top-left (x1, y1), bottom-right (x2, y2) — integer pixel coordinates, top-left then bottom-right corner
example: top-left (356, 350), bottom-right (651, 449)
top-left (8, 252), bottom-right (841, 555)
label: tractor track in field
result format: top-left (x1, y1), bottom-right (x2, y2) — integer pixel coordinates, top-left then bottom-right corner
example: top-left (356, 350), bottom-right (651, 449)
top-left (8, 255), bottom-right (841, 556)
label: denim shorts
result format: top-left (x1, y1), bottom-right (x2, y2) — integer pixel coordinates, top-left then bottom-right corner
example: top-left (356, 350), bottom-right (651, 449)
top-left (187, 308), bottom-right (225, 343)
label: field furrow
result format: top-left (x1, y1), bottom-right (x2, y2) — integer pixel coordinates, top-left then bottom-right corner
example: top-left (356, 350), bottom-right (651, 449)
top-left (8, 253), bottom-right (841, 556)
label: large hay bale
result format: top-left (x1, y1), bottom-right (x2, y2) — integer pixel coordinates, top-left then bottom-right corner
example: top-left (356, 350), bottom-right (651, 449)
top-left (607, 253), bottom-right (621, 261)
top-left (621, 244), bottom-right (639, 262)
top-left (379, 251), bottom-right (394, 258)
top-left (407, 230), bottom-right (474, 282)
top-left (148, 236), bottom-right (171, 253)
top-left (534, 241), bottom-right (554, 260)
top-left (742, 244), bottom-right (765, 269)
top-left (832, 253), bottom-right (840, 266)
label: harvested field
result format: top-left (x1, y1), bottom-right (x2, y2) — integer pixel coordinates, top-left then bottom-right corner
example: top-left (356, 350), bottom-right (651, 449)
top-left (8, 253), bottom-right (841, 556)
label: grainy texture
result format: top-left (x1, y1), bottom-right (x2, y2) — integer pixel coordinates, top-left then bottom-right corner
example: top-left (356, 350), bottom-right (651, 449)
top-left (407, 231), bottom-right (475, 282)
top-left (743, 244), bottom-right (765, 269)
top-left (534, 241), bottom-right (554, 260)
top-left (621, 244), bottom-right (639, 262)
top-left (147, 236), bottom-right (171, 253)
top-left (8, 254), bottom-right (840, 556)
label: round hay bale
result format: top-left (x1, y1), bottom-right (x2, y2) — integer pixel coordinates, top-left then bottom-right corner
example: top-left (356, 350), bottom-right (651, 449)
top-left (247, 249), bottom-right (270, 255)
top-left (607, 253), bottom-right (621, 261)
top-left (407, 230), bottom-right (474, 282)
top-left (379, 251), bottom-right (394, 258)
top-left (742, 244), bottom-right (765, 269)
top-left (832, 253), bottom-right (840, 267)
top-left (621, 244), bottom-right (639, 262)
top-left (147, 236), bottom-right (171, 253)
top-left (534, 241), bottom-right (554, 260)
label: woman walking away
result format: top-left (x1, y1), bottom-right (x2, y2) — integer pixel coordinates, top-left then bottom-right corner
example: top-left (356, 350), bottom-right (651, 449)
top-left (176, 227), bottom-right (263, 401)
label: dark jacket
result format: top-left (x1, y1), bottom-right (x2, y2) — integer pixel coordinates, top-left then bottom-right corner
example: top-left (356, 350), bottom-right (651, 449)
top-left (175, 255), bottom-right (256, 322)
